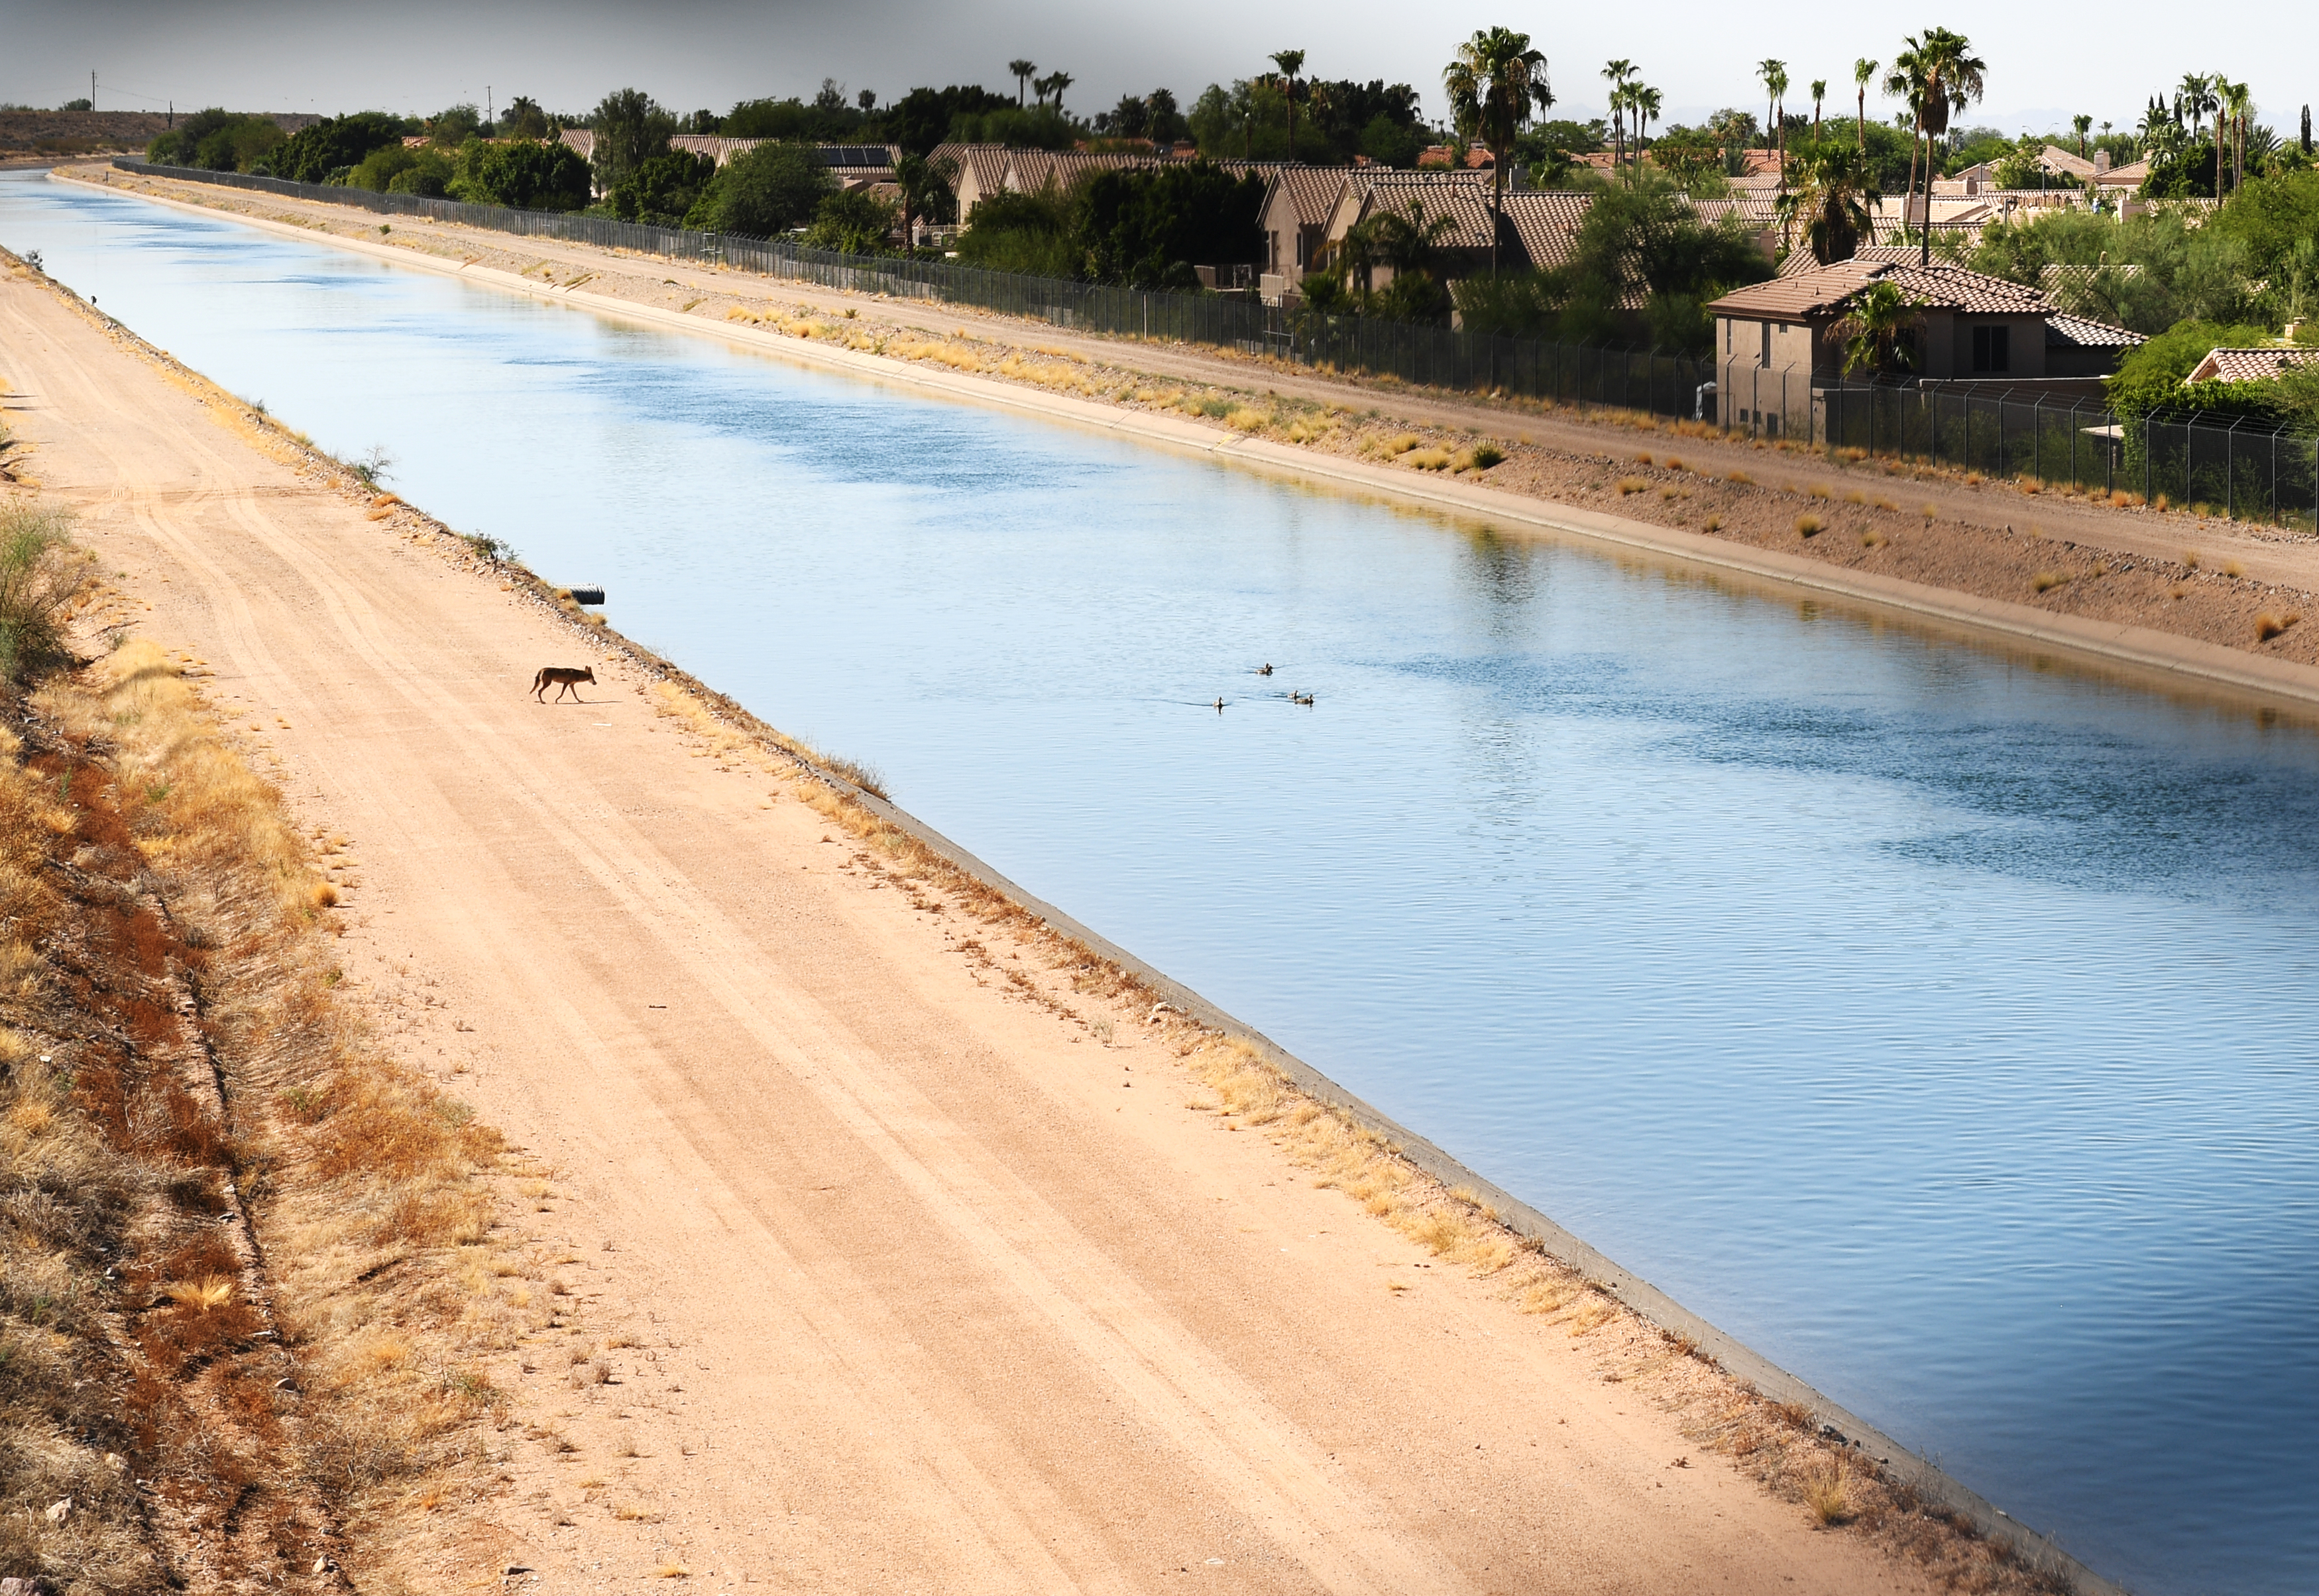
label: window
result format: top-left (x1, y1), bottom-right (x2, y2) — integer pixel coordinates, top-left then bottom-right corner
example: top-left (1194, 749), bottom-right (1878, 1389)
top-left (1972, 324), bottom-right (2011, 373)
top-left (1760, 321), bottom-right (1773, 367)
top-left (1294, 230), bottom-right (1307, 268)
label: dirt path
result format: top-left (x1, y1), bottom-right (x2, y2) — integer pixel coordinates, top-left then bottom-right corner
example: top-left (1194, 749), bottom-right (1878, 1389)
top-left (2, 264), bottom-right (1942, 1595)
top-left (68, 162), bottom-right (2319, 600)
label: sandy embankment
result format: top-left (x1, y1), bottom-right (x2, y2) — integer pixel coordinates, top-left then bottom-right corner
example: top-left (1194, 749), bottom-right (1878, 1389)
top-left (2, 235), bottom-right (2105, 1595)
top-left (58, 160), bottom-right (2319, 718)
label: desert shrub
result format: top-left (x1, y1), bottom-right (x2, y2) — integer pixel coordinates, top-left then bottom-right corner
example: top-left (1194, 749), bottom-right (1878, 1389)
top-left (0, 502), bottom-right (88, 680)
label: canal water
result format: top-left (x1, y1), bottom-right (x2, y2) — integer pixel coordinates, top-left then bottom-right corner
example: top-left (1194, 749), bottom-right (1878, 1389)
top-left (7, 171), bottom-right (2315, 1594)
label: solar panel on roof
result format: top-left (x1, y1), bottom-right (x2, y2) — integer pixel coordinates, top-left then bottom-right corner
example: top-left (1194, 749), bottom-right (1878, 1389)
top-left (812, 145), bottom-right (893, 167)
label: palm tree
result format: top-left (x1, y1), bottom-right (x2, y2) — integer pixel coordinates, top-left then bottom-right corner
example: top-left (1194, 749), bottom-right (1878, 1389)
top-left (2176, 73), bottom-right (2213, 139)
top-left (1009, 60), bottom-right (1037, 108)
top-left (1443, 27), bottom-right (1554, 273)
top-left (2072, 113), bottom-right (2092, 158)
top-left (1603, 60), bottom-right (1636, 164)
top-left (1834, 279), bottom-right (1919, 376)
top-left (1632, 84), bottom-right (1662, 159)
top-left (894, 151), bottom-right (956, 249)
top-left (1757, 59), bottom-right (1787, 158)
top-left (1811, 80), bottom-right (1827, 141)
top-left (1777, 140), bottom-right (1880, 263)
top-left (1854, 59), bottom-right (1878, 152)
top-left (1035, 72), bottom-right (1073, 113)
top-left (1271, 50), bottom-right (1308, 159)
top-left (2218, 78), bottom-right (2249, 192)
top-left (1896, 28), bottom-right (1985, 266)
top-left (1886, 53), bottom-right (1926, 235)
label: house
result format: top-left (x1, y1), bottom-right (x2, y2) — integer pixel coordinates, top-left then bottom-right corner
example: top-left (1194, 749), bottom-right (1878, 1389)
top-left (1707, 258), bottom-right (2140, 435)
top-left (1259, 165), bottom-right (1353, 284)
top-left (1282, 172), bottom-right (1593, 310)
top-left (2184, 346), bottom-right (2319, 383)
top-left (938, 144), bottom-right (1013, 217)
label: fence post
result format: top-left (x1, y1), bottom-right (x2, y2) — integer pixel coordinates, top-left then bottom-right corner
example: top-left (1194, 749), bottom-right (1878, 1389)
top-left (2226, 417), bottom-right (2236, 520)
top-left (2143, 412), bottom-right (2151, 505)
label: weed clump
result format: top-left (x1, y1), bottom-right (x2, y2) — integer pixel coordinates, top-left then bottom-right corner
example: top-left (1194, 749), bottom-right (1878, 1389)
top-left (1469, 442), bottom-right (1505, 470)
top-left (1794, 514), bottom-right (1824, 537)
top-left (0, 501), bottom-right (92, 680)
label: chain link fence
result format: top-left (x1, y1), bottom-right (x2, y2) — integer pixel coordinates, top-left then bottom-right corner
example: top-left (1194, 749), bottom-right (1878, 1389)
top-left (106, 160), bottom-right (2319, 527)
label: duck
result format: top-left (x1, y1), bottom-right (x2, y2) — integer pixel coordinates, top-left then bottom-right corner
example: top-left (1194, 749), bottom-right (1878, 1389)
top-left (1214, 697), bottom-right (1226, 712)
top-left (1291, 691), bottom-right (1315, 706)
top-left (1257, 663), bottom-right (1274, 676)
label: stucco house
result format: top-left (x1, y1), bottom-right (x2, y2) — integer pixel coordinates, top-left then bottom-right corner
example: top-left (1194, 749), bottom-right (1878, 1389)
top-left (1707, 257), bottom-right (2140, 436)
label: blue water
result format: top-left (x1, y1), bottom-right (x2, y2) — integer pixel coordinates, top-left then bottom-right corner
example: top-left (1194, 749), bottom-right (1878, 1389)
top-left (9, 171), bottom-right (2316, 1594)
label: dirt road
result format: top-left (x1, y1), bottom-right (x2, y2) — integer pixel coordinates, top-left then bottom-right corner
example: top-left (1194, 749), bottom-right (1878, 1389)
top-left (2, 264), bottom-right (1933, 1593)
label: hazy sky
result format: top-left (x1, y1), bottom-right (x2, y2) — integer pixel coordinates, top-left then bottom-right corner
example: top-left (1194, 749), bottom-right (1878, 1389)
top-left (7, 0), bottom-right (2306, 139)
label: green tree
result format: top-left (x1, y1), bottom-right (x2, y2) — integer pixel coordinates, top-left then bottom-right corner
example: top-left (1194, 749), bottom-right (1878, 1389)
top-left (882, 85), bottom-right (1012, 155)
top-left (1077, 163), bottom-right (1267, 288)
top-left (154, 109), bottom-right (286, 174)
top-left (590, 87), bottom-right (675, 196)
top-left (609, 150), bottom-right (716, 225)
top-left (1010, 60), bottom-right (1037, 107)
top-left (1854, 60), bottom-right (1878, 152)
top-left (1811, 80), bottom-right (1827, 140)
top-left (953, 187), bottom-right (1079, 276)
top-left (502, 97), bottom-right (551, 141)
top-left (448, 139), bottom-right (591, 210)
top-left (805, 189), bottom-right (898, 253)
top-left (2072, 112), bottom-right (2092, 158)
top-left (1833, 279), bottom-right (1919, 374)
top-left (1443, 27), bottom-right (1554, 272)
top-left (684, 141), bottom-right (834, 236)
top-left (262, 111), bottom-right (414, 184)
top-left (426, 103), bottom-right (484, 148)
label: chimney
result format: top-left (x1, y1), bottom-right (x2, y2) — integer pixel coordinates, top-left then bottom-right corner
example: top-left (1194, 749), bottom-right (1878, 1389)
top-left (2094, 150), bottom-right (2111, 173)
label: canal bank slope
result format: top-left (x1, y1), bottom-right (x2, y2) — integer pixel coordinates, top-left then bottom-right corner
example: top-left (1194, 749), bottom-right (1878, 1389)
top-left (1, 239), bottom-right (2053, 1591)
top-left (57, 161), bottom-right (2319, 722)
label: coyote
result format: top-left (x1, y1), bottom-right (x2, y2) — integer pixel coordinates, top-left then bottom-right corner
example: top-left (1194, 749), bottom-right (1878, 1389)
top-left (532, 665), bottom-right (595, 703)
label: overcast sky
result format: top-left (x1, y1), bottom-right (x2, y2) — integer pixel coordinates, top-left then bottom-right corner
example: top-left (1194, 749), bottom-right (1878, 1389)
top-left (7, 0), bottom-right (2307, 140)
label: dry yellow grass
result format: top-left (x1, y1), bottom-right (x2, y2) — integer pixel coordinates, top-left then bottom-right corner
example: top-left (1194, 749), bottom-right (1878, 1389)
top-left (1794, 514), bottom-right (1825, 537)
top-left (2031, 570), bottom-right (2069, 593)
top-left (0, 628), bottom-right (531, 1591)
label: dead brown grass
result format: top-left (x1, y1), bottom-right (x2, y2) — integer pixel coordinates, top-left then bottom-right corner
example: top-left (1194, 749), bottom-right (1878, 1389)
top-left (0, 630), bottom-right (528, 1591)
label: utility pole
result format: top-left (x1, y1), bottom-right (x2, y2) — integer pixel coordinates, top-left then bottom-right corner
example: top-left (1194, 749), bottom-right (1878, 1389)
top-left (91, 70), bottom-right (97, 110)
top-left (487, 86), bottom-right (493, 133)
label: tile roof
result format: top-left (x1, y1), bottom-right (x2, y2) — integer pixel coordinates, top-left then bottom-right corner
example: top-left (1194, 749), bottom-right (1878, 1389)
top-left (1261, 164), bottom-right (1347, 226)
top-left (2094, 158), bottom-right (2149, 188)
top-left (2186, 345), bottom-right (2319, 383)
top-left (2045, 312), bottom-right (2144, 350)
top-left (1499, 190), bottom-right (1593, 271)
top-left (1710, 258), bottom-right (2054, 319)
